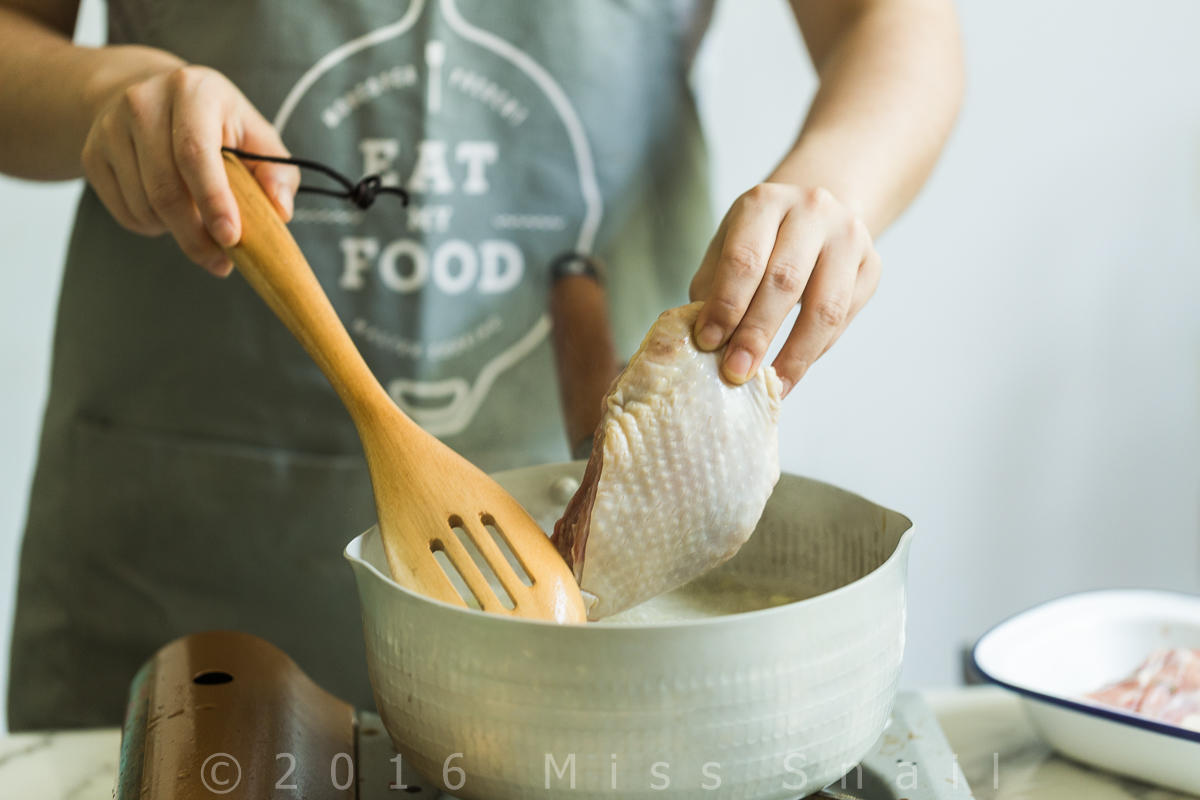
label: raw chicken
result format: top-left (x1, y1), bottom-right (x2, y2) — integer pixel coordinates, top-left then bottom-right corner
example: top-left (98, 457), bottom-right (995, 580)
top-left (552, 301), bottom-right (782, 620)
top-left (1087, 648), bottom-right (1200, 731)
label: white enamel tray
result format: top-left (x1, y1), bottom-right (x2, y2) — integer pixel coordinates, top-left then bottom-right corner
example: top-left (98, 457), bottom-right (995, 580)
top-left (972, 589), bottom-right (1200, 795)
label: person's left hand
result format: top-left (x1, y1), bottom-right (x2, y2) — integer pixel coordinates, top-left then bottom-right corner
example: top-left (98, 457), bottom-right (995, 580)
top-left (689, 183), bottom-right (881, 397)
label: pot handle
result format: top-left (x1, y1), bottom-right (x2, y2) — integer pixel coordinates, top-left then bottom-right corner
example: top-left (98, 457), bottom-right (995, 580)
top-left (116, 631), bottom-right (356, 800)
top-left (549, 255), bottom-right (621, 460)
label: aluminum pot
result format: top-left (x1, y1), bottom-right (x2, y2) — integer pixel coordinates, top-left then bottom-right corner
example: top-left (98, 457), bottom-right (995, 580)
top-left (344, 461), bottom-right (914, 800)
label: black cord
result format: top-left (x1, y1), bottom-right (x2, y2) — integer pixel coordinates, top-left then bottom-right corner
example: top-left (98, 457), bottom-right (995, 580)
top-left (222, 146), bottom-right (410, 209)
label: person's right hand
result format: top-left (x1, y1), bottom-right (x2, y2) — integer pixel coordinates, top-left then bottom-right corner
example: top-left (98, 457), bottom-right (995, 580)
top-left (81, 65), bottom-right (300, 276)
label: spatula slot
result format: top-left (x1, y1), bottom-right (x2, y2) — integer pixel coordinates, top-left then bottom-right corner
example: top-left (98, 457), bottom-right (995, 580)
top-left (449, 517), bottom-right (516, 610)
top-left (481, 514), bottom-right (536, 587)
top-left (429, 540), bottom-right (478, 610)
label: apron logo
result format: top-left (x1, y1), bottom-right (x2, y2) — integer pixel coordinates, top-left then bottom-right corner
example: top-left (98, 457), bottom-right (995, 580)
top-left (337, 138), bottom-right (522, 296)
top-left (273, 0), bottom-right (602, 436)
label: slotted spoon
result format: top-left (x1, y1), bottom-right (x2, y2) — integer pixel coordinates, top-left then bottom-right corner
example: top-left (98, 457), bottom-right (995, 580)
top-left (220, 151), bottom-right (586, 624)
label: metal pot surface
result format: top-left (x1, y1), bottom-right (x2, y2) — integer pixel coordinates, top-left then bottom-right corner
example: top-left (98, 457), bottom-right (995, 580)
top-left (344, 461), bottom-right (914, 799)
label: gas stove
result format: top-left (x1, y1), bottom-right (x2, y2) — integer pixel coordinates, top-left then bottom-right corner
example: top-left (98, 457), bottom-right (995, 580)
top-left (116, 632), bottom-right (972, 800)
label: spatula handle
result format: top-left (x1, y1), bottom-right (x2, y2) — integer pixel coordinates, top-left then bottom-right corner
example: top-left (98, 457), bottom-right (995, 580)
top-left (221, 151), bottom-right (396, 423)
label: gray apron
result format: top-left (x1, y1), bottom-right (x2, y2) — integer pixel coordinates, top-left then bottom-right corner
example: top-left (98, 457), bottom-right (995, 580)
top-left (8, 0), bottom-right (714, 729)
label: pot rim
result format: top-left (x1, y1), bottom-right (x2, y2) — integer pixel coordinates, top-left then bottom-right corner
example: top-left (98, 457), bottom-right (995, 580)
top-left (344, 474), bottom-right (914, 633)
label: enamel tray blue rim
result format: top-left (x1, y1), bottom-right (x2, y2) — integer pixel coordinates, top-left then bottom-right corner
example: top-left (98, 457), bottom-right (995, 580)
top-left (970, 589), bottom-right (1200, 746)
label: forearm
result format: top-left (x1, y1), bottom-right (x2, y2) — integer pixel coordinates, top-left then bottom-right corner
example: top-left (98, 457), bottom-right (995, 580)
top-left (773, 0), bottom-right (964, 234)
top-left (0, 6), bottom-right (182, 180)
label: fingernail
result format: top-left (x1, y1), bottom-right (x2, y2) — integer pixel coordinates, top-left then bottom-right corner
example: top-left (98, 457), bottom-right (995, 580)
top-left (212, 217), bottom-right (237, 247)
top-left (724, 347), bottom-right (753, 382)
top-left (274, 186), bottom-right (294, 219)
top-left (206, 256), bottom-right (233, 278)
top-left (779, 377), bottom-right (795, 398)
top-left (696, 323), bottom-right (723, 350)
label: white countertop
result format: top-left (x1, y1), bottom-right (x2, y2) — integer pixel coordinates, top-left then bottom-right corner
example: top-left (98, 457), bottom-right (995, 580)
top-left (924, 688), bottom-right (1193, 800)
top-left (1, 687), bottom-right (1193, 800)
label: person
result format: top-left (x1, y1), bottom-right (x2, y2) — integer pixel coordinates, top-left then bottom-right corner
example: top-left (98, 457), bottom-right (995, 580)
top-left (0, 0), bottom-right (963, 729)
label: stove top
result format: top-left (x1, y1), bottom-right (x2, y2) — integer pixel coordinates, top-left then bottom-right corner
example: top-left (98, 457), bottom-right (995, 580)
top-left (358, 693), bottom-right (973, 800)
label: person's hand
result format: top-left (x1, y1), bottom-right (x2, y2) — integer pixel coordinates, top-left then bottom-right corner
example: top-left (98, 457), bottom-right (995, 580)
top-left (81, 65), bottom-right (300, 276)
top-left (690, 183), bottom-right (881, 397)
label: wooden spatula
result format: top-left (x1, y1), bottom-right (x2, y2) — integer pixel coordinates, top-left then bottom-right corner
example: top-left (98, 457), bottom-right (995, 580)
top-left (221, 151), bottom-right (586, 624)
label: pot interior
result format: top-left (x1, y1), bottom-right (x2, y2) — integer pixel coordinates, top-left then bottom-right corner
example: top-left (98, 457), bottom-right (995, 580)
top-left (354, 461), bottom-right (913, 624)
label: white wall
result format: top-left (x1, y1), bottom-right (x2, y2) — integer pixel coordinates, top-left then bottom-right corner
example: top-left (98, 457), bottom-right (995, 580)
top-left (1, 0), bottom-right (1198, 729)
